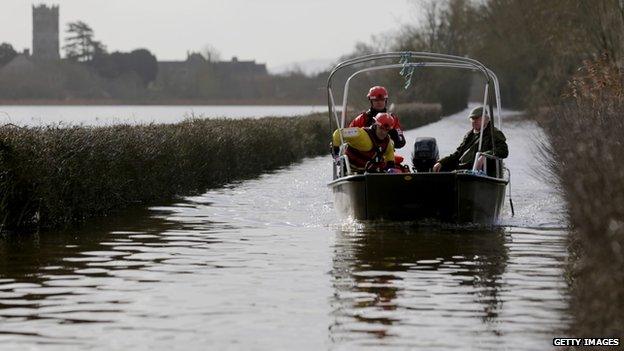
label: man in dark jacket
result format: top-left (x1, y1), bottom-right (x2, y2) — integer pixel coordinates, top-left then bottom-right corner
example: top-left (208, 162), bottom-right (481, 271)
top-left (433, 106), bottom-right (508, 173)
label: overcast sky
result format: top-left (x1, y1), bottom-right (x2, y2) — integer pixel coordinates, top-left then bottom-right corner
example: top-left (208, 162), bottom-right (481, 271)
top-left (1, 0), bottom-right (419, 70)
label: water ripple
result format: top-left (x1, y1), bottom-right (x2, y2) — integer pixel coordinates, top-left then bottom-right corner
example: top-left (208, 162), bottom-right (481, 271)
top-left (0, 111), bottom-right (570, 350)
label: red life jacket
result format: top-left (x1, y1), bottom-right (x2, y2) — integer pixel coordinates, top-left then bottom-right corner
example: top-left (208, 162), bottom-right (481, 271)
top-left (349, 109), bottom-right (403, 129)
top-left (345, 128), bottom-right (390, 169)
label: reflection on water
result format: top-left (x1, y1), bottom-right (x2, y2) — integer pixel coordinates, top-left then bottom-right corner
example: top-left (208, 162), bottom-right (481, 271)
top-left (0, 207), bottom-right (241, 348)
top-left (0, 195), bottom-right (333, 350)
top-left (0, 108), bottom-right (571, 350)
top-left (329, 224), bottom-right (569, 349)
top-left (331, 226), bottom-right (508, 337)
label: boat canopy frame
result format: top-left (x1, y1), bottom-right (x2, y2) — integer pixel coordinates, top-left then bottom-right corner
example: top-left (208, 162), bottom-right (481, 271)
top-left (326, 52), bottom-right (503, 149)
top-left (327, 52), bottom-right (513, 218)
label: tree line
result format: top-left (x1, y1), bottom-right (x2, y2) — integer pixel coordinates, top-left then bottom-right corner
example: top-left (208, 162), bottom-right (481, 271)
top-left (387, 0), bottom-right (623, 109)
top-left (0, 21), bottom-right (327, 103)
top-left (329, 0), bottom-right (622, 111)
top-left (0, 21), bottom-right (159, 101)
top-left (4, 2), bottom-right (621, 106)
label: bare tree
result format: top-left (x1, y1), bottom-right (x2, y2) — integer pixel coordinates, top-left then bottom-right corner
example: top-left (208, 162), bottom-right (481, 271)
top-left (202, 44), bottom-right (222, 62)
top-left (577, 0), bottom-right (624, 62)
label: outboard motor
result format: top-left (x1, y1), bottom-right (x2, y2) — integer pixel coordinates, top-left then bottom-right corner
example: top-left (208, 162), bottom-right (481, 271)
top-left (411, 137), bottom-right (439, 172)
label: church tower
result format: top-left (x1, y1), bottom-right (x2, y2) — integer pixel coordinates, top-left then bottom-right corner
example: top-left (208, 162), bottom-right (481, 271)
top-left (32, 4), bottom-right (60, 60)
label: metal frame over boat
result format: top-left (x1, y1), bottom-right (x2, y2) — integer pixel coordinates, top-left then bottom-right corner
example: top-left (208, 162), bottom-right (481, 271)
top-left (327, 52), bottom-right (510, 224)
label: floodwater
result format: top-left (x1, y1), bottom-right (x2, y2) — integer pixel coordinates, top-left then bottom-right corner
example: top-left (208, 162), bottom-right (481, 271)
top-left (0, 107), bottom-right (570, 350)
top-left (0, 105), bottom-right (326, 126)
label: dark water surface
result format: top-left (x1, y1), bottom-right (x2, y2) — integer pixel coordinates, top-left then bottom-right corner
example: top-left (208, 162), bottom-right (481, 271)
top-left (0, 108), bottom-right (569, 350)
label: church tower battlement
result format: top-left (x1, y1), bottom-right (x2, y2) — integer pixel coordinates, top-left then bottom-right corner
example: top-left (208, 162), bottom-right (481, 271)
top-left (32, 4), bottom-right (60, 60)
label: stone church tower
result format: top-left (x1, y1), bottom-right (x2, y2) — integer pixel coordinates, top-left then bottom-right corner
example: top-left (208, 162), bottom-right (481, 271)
top-left (32, 4), bottom-right (60, 60)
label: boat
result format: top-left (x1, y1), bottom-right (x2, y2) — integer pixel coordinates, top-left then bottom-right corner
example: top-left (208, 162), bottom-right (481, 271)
top-left (327, 52), bottom-right (510, 224)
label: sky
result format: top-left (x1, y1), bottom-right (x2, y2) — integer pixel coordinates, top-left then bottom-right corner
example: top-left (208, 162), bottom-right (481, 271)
top-left (1, 0), bottom-right (418, 71)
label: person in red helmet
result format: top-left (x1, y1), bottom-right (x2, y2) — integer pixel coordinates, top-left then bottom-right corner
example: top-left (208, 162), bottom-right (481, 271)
top-left (349, 86), bottom-right (406, 149)
top-left (332, 112), bottom-right (396, 173)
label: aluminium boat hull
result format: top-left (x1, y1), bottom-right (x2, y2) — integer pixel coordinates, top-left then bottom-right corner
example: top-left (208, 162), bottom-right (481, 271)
top-left (328, 172), bottom-right (507, 224)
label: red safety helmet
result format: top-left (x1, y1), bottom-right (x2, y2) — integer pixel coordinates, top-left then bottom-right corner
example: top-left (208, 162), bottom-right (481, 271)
top-left (367, 86), bottom-right (388, 100)
top-left (374, 113), bottom-right (394, 130)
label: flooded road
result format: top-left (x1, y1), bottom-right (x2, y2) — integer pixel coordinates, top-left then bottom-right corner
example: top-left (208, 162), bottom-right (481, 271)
top-left (0, 107), bottom-right (569, 350)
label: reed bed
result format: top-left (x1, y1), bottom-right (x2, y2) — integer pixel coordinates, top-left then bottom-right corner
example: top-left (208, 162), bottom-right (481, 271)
top-left (0, 105), bottom-right (442, 231)
top-left (539, 97), bottom-right (624, 337)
